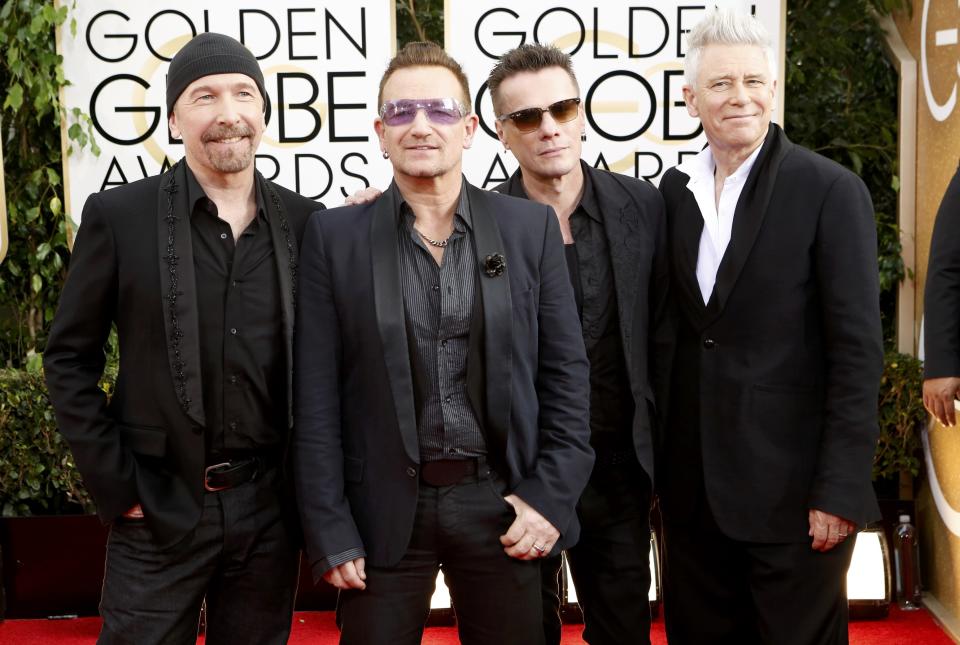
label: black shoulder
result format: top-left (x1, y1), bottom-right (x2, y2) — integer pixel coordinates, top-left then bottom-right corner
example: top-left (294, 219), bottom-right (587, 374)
top-left (92, 173), bottom-right (163, 210)
top-left (269, 181), bottom-right (323, 219)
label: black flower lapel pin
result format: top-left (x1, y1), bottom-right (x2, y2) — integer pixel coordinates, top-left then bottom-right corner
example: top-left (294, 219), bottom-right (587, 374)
top-left (483, 253), bottom-right (506, 278)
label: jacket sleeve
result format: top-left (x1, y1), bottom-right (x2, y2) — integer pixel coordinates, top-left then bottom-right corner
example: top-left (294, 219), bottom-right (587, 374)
top-left (924, 166), bottom-right (960, 378)
top-left (511, 210), bottom-right (594, 536)
top-left (807, 171), bottom-right (884, 524)
top-left (43, 194), bottom-right (139, 522)
top-left (292, 212), bottom-right (365, 582)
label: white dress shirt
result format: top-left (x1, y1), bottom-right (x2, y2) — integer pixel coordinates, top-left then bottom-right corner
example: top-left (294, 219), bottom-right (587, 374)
top-left (675, 144), bottom-right (764, 304)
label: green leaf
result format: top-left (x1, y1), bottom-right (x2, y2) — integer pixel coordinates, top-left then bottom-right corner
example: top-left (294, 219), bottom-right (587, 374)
top-left (36, 242), bottom-right (51, 261)
top-left (49, 196), bottom-right (61, 216)
top-left (46, 167), bottom-right (60, 186)
top-left (31, 274), bottom-right (42, 293)
top-left (4, 83), bottom-right (23, 111)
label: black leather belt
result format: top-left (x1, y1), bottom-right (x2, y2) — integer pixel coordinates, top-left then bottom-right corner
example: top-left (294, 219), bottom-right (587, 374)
top-left (204, 455), bottom-right (274, 492)
top-left (420, 458), bottom-right (488, 487)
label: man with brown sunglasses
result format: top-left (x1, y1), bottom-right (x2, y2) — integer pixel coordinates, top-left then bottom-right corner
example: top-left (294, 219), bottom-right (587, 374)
top-left (488, 44), bottom-right (672, 645)
top-left (293, 42), bottom-right (593, 645)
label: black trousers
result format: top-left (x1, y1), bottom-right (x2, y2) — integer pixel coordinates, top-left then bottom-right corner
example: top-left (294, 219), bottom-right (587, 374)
top-left (338, 471), bottom-right (543, 645)
top-left (662, 499), bottom-right (855, 645)
top-left (542, 459), bottom-right (653, 645)
top-left (97, 467), bottom-right (300, 645)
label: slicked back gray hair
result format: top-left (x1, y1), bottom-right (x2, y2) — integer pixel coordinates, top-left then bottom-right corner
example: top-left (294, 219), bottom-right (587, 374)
top-left (683, 9), bottom-right (776, 87)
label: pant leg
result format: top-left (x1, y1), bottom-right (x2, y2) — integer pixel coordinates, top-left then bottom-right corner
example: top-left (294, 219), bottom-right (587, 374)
top-left (97, 503), bottom-right (220, 645)
top-left (747, 537), bottom-right (855, 645)
top-left (337, 484), bottom-right (441, 645)
top-left (566, 462), bottom-right (652, 645)
top-left (540, 554), bottom-right (563, 645)
top-left (204, 468), bottom-right (301, 645)
top-left (440, 474), bottom-right (544, 645)
top-left (661, 505), bottom-right (761, 645)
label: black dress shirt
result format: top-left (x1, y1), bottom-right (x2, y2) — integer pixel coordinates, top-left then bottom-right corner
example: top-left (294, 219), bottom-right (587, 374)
top-left (186, 165), bottom-right (286, 461)
top-left (394, 183), bottom-right (485, 462)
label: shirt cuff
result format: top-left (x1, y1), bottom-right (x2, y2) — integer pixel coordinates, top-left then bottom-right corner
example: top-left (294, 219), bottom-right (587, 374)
top-left (313, 547), bottom-right (367, 579)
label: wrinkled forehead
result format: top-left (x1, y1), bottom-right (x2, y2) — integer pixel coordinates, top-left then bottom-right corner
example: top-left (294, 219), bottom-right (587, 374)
top-left (496, 67), bottom-right (579, 113)
top-left (181, 72), bottom-right (260, 95)
top-left (698, 44), bottom-right (774, 81)
top-left (380, 66), bottom-right (465, 103)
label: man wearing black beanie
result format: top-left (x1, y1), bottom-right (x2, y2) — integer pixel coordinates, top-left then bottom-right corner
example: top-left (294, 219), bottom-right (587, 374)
top-left (44, 32), bottom-right (320, 645)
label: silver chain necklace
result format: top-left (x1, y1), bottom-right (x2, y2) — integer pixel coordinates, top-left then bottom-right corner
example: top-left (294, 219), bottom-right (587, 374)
top-left (418, 230), bottom-right (449, 248)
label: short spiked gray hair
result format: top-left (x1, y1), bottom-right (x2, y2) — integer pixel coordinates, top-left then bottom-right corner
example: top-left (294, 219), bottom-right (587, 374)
top-left (684, 9), bottom-right (776, 87)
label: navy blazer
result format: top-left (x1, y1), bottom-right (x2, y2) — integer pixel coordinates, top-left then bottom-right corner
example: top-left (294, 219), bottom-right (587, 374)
top-left (293, 179), bottom-right (593, 575)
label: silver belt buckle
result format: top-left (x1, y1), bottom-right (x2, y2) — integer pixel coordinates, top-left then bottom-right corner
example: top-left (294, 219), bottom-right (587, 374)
top-left (204, 462), bottom-right (232, 492)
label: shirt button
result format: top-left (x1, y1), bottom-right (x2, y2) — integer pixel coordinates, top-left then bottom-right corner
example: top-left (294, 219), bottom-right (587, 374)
top-left (445, 395), bottom-right (452, 403)
top-left (220, 233), bottom-right (228, 240)
top-left (230, 328), bottom-right (238, 335)
top-left (406, 466), bottom-right (417, 478)
top-left (432, 284), bottom-right (440, 291)
top-left (703, 338), bottom-right (716, 350)
top-left (231, 280), bottom-right (237, 287)
top-left (229, 375), bottom-right (238, 385)
top-left (440, 340), bottom-right (447, 347)
top-left (229, 421), bottom-right (238, 430)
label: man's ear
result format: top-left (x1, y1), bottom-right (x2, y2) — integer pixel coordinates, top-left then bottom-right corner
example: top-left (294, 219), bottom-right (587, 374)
top-left (682, 86), bottom-right (699, 118)
top-left (462, 114), bottom-right (480, 150)
top-left (374, 118), bottom-right (387, 155)
top-left (494, 119), bottom-right (508, 149)
top-left (169, 113), bottom-right (181, 140)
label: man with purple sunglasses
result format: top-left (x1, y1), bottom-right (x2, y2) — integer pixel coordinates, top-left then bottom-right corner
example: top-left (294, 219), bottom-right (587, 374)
top-left (292, 42), bottom-right (593, 645)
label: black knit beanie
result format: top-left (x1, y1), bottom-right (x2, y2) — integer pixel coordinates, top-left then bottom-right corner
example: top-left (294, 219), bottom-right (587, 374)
top-left (166, 32), bottom-right (266, 114)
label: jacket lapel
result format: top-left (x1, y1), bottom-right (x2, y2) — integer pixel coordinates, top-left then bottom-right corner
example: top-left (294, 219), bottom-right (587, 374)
top-left (669, 175), bottom-right (709, 324)
top-left (466, 184), bottom-right (513, 462)
top-left (370, 186), bottom-right (420, 464)
top-left (156, 161), bottom-right (205, 426)
top-left (703, 124), bottom-right (790, 323)
top-left (593, 169), bottom-right (642, 375)
top-left (259, 173), bottom-right (299, 429)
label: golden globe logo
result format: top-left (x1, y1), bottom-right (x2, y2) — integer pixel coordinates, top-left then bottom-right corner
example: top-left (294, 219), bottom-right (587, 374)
top-left (922, 0), bottom-right (960, 121)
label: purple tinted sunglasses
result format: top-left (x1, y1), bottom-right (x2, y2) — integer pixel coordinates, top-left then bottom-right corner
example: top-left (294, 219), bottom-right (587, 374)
top-left (379, 98), bottom-right (467, 126)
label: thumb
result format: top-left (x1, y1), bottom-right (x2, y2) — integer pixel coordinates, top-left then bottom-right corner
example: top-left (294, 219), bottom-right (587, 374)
top-left (356, 557), bottom-right (366, 580)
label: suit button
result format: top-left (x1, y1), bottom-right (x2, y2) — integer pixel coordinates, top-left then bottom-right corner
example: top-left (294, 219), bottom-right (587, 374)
top-left (406, 467), bottom-right (417, 478)
top-left (703, 338), bottom-right (716, 349)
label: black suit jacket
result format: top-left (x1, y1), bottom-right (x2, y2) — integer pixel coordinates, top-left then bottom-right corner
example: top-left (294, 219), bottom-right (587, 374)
top-left (293, 180), bottom-right (593, 574)
top-left (43, 161), bottom-right (317, 547)
top-left (924, 164), bottom-right (960, 377)
top-left (658, 124), bottom-right (883, 541)
top-left (496, 163), bottom-right (672, 482)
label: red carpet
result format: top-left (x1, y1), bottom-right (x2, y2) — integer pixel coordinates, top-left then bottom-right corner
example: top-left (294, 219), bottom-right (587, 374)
top-left (0, 607), bottom-right (952, 644)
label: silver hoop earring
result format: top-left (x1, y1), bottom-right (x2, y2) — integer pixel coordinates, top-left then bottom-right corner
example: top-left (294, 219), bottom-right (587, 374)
top-left (382, 151), bottom-right (389, 159)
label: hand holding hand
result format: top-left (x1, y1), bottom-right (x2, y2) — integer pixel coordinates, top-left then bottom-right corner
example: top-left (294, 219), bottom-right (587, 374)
top-left (499, 494), bottom-right (560, 560)
top-left (323, 558), bottom-right (367, 590)
top-left (808, 509), bottom-right (856, 552)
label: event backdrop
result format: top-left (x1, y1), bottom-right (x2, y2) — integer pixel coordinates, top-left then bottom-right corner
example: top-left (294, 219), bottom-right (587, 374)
top-left (56, 1), bottom-right (786, 237)
top-left (445, 0), bottom-right (785, 188)
top-left (56, 1), bottom-right (397, 238)
top-left (896, 1), bottom-right (960, 634)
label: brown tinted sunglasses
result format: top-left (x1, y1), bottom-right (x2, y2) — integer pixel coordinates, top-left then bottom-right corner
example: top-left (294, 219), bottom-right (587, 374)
top-left (497, 98), bottom-right (581, 133)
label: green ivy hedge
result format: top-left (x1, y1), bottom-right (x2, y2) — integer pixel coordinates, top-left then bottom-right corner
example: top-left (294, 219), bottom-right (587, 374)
top-left (0, 367), bottom-right (94, 515)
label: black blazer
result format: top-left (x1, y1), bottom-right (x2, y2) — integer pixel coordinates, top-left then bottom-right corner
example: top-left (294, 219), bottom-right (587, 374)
top-left (496, 163), bottom-right (672, 482)
top-left (924, 165), bottom-right (960, 378)
top-left (293, 180), bottom-right (593, 573)
top-left (43, 161), bottom-right (317, 547)
top-left (658, 124), bottom-right (883, 541)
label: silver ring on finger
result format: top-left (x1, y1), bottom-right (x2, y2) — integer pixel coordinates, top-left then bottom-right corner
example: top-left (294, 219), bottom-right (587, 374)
top-left (532, 543), bottom-right (546, 554)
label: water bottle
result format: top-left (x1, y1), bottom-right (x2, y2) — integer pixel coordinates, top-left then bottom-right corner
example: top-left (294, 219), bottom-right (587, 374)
top-left (893, 514), bottom-right (921, 610)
